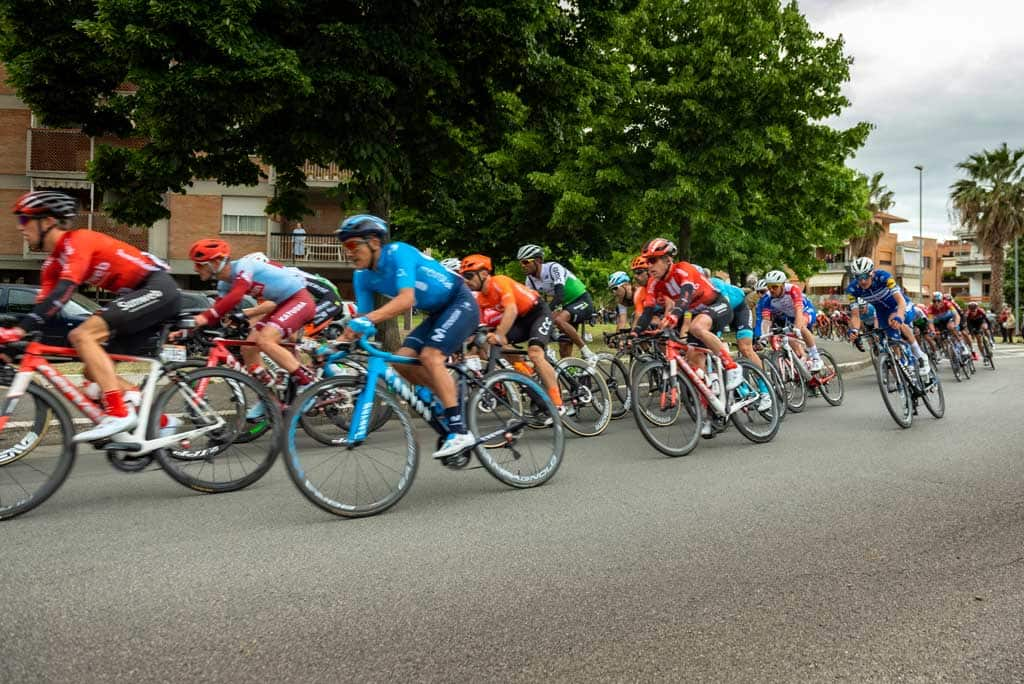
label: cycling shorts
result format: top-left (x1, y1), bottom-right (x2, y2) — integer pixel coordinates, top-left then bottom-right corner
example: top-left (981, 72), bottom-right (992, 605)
top-left (931, 311), bottom-right (955, 327)
top-left (731, 303), bottom-right (754, 341)
top-left (507, 301), bottom-right (555, 347)
top-left (255, 288), bottom-right (316, 338)
top-left (404, 282), bottom-right (479, 356)
top-left (562, 292), bottom-right (595, 327)
top-left (100, 270), bottom-right (182, 355)
top-left (965, 317), bottom-right (987, 333)
top-left (686, 294), bottom-right (733, 344)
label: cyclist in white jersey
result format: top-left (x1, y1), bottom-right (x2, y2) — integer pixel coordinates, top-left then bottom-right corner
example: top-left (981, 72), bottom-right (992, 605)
top-left (516, 244), bottom-right (598, 365)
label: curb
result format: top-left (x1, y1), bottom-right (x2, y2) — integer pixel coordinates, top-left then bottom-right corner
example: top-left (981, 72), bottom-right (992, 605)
top-left (837, 357), bottom-right (874, 375)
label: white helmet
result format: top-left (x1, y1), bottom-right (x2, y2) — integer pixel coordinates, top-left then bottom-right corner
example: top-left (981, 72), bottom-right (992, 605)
top-left (849, 256), bottom-right (874, 276)
top-left (755, 279), bottom-right (768, 292)
top-left (516, 244), bottom-right (543, 261)
top-left (440, 258), bottom-right (462, 273)
top-left (245, 251), bottom-right (270, 263)
top-left (932, 290), bottom-right (943, 301)
top-left (763, 270), bottom-right (787, 285)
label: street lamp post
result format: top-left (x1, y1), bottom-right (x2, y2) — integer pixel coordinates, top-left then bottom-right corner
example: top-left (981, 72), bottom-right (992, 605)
top-left (914, 165), bottom-right (923, 298)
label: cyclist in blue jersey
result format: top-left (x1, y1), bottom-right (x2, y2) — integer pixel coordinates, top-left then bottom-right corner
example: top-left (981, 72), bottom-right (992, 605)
top-left (187, 239), bottom-right (318, 389)
top-left (845, 256), bottom-right (930, 378)
top-left (339, 215), bottom-right (480, 459)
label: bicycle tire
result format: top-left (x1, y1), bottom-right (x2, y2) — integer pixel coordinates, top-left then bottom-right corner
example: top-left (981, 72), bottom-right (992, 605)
top-left (729, 360), bottom-right (781, 444)
top-left (630, 359), bottom-right (701, 457)
top-left (0, 383), bottom-right (75, 521)
top-left (468, 372), bottom-right (564, 488)
top-left (595, 352), bottom-right (631, 419)
top-left (153, 367), bottom-right (281, 493)
top-left (815, 350), bottom-right (844, 406)
top-left (556, 357), bottom-right (612, 437)
top-left (757, 355), bottom-right (788, 422)
top-left (875, 353), bottom-right (912, 428)
top-left (283, 376), bottom-right (418, 518)
top-left (919, 367), bottom-right (945, 418)
top-left (981, 335), bottom-right (995, 369)
top-left (298, 377), bottom-right (394, 445)
top-left (771, 351), bottom-right (806, 413)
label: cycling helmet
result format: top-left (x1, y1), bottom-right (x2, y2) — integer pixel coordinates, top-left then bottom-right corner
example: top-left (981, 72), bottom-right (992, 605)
top-left (516, 244), bottom-right (543, 261)
top-left (608, 271), bottom-right (630, 289)
top-left (189, 238), bottom-right (231, 263)
top-left (440, 258), bottom-right (462, 273)
top-left (764, 270), bottom-right (787, 285)
top-left (337, 214), bottom-right (389, 242)
top-left (755, 279), bottom-right (768, 292)
top-left (631, 255), bottom-right (648, 271)
top-left (849, 256), bottom-right (874, 276)
top-left (245, 251), bottom-right (269, 263)
top-left (460, 254), bottom-right (492, 274)
top-left (640, 238), bottom-right (677, 260)
top-left (967, 301), bottom-right (979, 308)
top-left (12, 190), bottom-right (77, 219)
top-left (932, 291), bottom-right (943, 301)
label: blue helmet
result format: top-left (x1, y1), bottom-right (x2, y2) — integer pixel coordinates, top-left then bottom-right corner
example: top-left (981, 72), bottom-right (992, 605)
top-left (608, 271), bottom-right (630, 289)
top-left (337, 214), bottom-right (389, 242)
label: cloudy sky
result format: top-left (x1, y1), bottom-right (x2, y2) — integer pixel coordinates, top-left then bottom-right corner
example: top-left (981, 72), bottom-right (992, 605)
top-left (798, 0), bottom-right (1024, 242)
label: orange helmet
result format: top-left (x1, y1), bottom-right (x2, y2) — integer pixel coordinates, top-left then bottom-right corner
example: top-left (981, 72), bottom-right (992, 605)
top-left (460, 254), bottom-right (492, 274)
top-left (641, 238), bottom-right (677, 260)
top-left (189, 238), bottom-right (231, 263)
top-left (631, 255), bottom-right (648, 271)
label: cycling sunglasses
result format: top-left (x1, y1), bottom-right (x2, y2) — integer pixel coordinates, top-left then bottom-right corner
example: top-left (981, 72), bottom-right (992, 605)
top-left (342, 238), bottom-right (369, 252)
top-left (16, 215), bottom-right (35, 225)
top-left (632, 269), bottom-right (648, 276)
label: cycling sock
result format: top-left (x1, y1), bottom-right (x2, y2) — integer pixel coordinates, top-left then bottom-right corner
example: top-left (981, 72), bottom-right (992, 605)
top-left (290, 365), bottom-right (316, 387)
top-left (248, 364), bottom-right (274, 386)
top-left (808, 345), bottom-right (820, 358)
top-left (547, 386), bottom-right (563, 407)
top-left (444, 406), bottom-right (467, 434)
top-left (910, 341), bottom-right (926, 359)
top-left (103, 390), bottom-right (129, 418)
top-left (718, 348), bottom-right (737, 370)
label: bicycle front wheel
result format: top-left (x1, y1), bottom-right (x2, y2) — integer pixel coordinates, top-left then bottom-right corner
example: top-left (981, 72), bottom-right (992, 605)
top-left (876, 353), bottom-right (912, 428)
top-left (729, 360), bottom-right (781, 444)
top-left (468, 372), bottom-right (564, 488)
top-left (283, 377), bottom-right (418, 518)
top-left (0, 382), bottom-right (75, 521)
top-left (630, 359), bottom-right (701, 457)
top-left (556, 357), bottom-right (612, 437)
top-left (595, 352), bottom-right (631, 419)
top-left (816, 350), bottom-right (844, 406)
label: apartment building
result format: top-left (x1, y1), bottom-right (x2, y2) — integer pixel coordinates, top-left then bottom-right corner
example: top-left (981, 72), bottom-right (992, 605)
top-left (0, 65), bottom-right (356, 296)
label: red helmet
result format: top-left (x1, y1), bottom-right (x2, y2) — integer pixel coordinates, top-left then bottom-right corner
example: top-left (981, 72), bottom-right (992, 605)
top-left (189, 238), bottom-right (231, 263)
top-left (460, 254), bottom-right (492, 274)
top-left (641, 238), bottom-right (677, 260)
top-left (12, 190), bottom-right (77, 219)
top-left (631, 255), bottom-right (648, 271)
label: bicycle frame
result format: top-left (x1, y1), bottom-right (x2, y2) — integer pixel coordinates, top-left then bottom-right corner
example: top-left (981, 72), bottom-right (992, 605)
top-left (0, 341), bottom-right (225, 457)
top-left (659, 335), bottom-right (757, 419)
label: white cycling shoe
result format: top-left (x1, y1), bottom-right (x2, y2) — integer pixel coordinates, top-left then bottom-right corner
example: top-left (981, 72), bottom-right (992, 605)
top-left (757, 393), bottom-right (773, 412)
top-left (432, 431), bottom-right (477, 459)
top-left (918, 357), bottom-right (931, 378)
top-left (808, 357), bottom-right (824, 372)
top-left (74, 411), bottom-right (138, 443)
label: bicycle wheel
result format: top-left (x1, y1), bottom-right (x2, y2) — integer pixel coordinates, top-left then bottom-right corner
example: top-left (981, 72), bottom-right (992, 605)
top-left (630, 359), bottom-right (701, 457)
top-left (944, 340), bottom-right (963, 382)
top-left (595, 352), bottom-right (631, 419)
top-left (875, 353), bottom-right (912, 428)
top-left (298, 377), bottom-right (394, 445)
top-left (920, 367), bottom-right (945, 418)
top-left (757, 355), bottom-right (788, 421)
top-left (283, 377), bottom-right (418, 518)
top-left (152, 367), bottom-right (281, 493)
top-left (815, 350), bottom-right (844, 406)
top-left (729, 360), bottom-right (781, 443)
top-left (468, 372), bottom-right (564, 488)
top-left (556, 357), bottom-right (612, 437)
top-left (771, 351), bottom-right (806, 413)
top-left (981, 335), bottom-right (995, 369)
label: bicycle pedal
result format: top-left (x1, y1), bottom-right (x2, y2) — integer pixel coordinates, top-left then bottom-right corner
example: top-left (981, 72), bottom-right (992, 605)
top-left (441, 453), bottom-right (471, 469)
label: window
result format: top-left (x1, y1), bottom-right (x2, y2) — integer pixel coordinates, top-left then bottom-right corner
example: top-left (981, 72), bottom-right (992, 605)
top-left (221, 197), bottom-right (268, 235)
top-left (922, 256), bottom-right (932, 269)
top-left (7, 288), bottom-right (35, 315)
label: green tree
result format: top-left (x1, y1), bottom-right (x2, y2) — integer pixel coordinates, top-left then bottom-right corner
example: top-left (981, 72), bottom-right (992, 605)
top-left (950, 143), bottom-right (1024, 311)
top-left (848, 171), bottom-right (895, 257)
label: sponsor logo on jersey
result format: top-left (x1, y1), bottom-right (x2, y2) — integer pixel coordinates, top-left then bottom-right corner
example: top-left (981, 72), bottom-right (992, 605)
top-left (114, 289), bottom-right (163, 312)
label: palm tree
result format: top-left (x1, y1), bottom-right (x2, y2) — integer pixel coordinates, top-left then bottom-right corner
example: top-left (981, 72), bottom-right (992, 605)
top-left (949, 143), bottom-right (1024, 311)
top-left (849, 171), bottom-right (896, 257)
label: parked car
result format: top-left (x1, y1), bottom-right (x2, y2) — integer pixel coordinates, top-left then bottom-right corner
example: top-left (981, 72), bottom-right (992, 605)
top-left (0, 284), bottom-right (100, 347)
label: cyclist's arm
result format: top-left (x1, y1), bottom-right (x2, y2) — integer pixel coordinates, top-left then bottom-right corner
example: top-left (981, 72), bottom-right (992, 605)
top-left (243, 301), bottom-right (277, 318)
top-left (892, 290), bottom-right (907, 321)
top-left (201, 277), bottom-right (253, 324)
top-left (365, 288), bottom-right (415, 325)
top-left (547, 264), bottom-right (567, 309)
top-left (17, 279), bottom-right (79, 333)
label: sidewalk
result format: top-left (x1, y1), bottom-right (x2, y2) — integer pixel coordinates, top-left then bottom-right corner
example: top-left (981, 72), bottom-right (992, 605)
top-left (817, 338), bottom-right (874, 375)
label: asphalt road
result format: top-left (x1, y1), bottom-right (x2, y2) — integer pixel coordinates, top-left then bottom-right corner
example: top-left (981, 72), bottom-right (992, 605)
top-left (2, 347), bottom-right (1023, 682)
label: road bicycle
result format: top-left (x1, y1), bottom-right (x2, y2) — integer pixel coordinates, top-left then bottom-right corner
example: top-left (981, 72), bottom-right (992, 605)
top-left (969, 326), bottom-right (995, 370)
top-left (937, 328), bottom-right (974, 381)
top-left (760, 326), bottom-right (844, 412)
top-left (282, 335), bottom-right (565, 518)
top-left (860, 327), bottom-right (944, 429)
top-left (630, 329), bottom-right (780, 457)
top-left (0, 328), bottom-right (281, 520)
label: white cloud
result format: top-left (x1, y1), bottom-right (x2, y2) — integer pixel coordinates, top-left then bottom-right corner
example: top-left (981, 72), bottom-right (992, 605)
top-left (799, 0), bottom-right (1024, 241)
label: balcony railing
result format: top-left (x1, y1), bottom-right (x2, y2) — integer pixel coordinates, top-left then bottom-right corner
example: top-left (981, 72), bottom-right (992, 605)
top-left (301, 161), bottom-right (352, 184)
top-left (28, 128), bottom-right (148, 175)
top-left (268, 233), bottom-right (353, 265)
top-left (956, 257), bottom-right (990, 267)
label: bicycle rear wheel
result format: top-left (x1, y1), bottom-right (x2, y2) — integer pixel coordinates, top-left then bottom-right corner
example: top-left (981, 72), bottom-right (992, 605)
top-left (729, 360), bottom-right (781, 443)
top-left (283, 377), bottom-right (418, 518)
top-left (920, 367), bottom-right (945, 418)
top-left (595, 352), bottom-right (631, 419)
top-left (0, 383), bottom-right (75, 521)
top-left (875, 353), bottom-right (912, 428)
top-left (815, 350), bottom-right (844, 406)
top-left (770, 351), bottom-right (806, 413)
top-left (468, 372), bottom-right (564, 488)
top-left (153, 367), bottom-right (281, 493)
top-left (556, 358), bottom-right (612, 437)
top-left (630, 359), bottom-right (701, 457)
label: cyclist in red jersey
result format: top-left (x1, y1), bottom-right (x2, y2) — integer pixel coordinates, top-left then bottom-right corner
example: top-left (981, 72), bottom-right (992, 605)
top-left (634, 237), bottom-right (743, 391)
top-left (1, 191), bottom-right (181, 442)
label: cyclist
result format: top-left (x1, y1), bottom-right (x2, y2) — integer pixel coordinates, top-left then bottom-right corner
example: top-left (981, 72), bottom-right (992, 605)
top-left (608, 271), bottom-right (634, 330)
top-left (339, 215), bottom-right (480, 459)
top-left (461, 254), bottom-right (563, 413)
top-left (440, 257), bottom-right (462, 274)
top-left (516, 244), bottom-right (598, 365)
top-left (845, 257), bottom-right (930, 378)
top-left (1, 190), bottom-right (182, 442)
top-left (963, 301), bottom-right (989, 358)
top-left (926, 291), bottom-right (975, 360)
top-left (756, 270), bottom-right (823, 371)
top-left (635, 238), bottom-right (742, 391)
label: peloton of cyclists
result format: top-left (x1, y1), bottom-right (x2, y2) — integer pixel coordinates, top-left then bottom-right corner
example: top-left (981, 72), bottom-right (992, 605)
top-left (755, 270), bottom-right (824, 372)
top-left (926, 291), bottom-right (976, 361)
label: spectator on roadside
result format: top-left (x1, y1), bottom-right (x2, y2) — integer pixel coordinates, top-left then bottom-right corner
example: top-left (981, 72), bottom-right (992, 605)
top-left (292, 223), bottom-right (307, 260)
top-left (999, 305), bottom-right (1016, 343)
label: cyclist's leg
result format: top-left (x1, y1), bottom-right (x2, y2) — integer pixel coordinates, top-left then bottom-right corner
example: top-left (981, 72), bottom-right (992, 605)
top-left (510, 303), bottom-right (560, 407)
top-left (731, 303), bottom-right (761, 369)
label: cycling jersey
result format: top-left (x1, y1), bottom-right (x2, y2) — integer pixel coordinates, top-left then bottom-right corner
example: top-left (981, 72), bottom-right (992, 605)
top-left (926, 301), bottom-right (956, 318)
top-left (207, 254), bottom-right (307, 320)
top-left (642, 261), bottom-right (718, 312)
top-left (709, 277), bottom-right (746, 309)
top-left (846, 270), bottom-right (905, 313)
top-left (353, 242), bottom-right (459, 314)
top-left (525, 262), bottom-right (587, 307)
top-left (39, 230), bottom-right (166, 297)
top-left (755, 285), bottom-right (816, 337)
top-left (475, 275), bottom-right (539, 316)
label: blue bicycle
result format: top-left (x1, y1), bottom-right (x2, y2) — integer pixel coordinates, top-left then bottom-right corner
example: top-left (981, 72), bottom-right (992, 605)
top-left (282, 336), bottom-right (565, 517)
top-left (861, 327), bottom-right (945, 428)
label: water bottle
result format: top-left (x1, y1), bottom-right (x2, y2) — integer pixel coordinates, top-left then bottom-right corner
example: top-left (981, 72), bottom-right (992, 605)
top-left (465, 355), bottom-right (482, 372)
top-left (694, 367), bottom-right (708, 389)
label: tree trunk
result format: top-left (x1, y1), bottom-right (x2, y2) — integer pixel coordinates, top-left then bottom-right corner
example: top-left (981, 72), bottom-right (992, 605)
top-left (678, 216), bottom-right (692, 262)
top-left (987, 243), bottom-right (1005, 311)
top-left (367, 188), bottom-right (403, 351)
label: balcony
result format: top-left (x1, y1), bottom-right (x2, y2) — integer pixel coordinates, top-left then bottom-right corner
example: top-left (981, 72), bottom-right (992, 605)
top-left (268, 233), bottom-right (354, 266)
top-left (894, 265), bottom-right (921, 278)
top-left (301, 162), bottom-right (352, 187)
top-left (28, 128), bottom-right (147, 177)
top-left (956, 256), bottom-right (991, 274)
